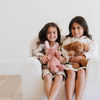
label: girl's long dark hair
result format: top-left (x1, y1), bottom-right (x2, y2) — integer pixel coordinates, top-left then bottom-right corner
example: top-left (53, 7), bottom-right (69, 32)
top-left (38, 22), bottom-right (61, 44)
top-left (66, 16), bottom-right (92, 40)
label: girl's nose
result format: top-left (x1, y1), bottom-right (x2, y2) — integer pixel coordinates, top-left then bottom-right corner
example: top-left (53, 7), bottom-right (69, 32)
top-left (75, 29), bottom-right (78, 33)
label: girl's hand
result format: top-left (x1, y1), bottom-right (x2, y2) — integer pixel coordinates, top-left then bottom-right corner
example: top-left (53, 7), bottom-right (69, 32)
top-left (57, 56), bottom-right (65, 63)
top-left (69, 56), bottom-right (85, 64)
top-left (42, 55), bottom-right (49, 64)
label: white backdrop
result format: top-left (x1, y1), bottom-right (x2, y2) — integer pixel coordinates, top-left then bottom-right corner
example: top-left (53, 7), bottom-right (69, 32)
top-left (0, 0), bottom-right (100, 75)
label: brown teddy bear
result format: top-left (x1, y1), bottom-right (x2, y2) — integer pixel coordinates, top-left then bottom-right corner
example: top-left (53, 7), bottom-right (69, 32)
top-left (63, 41), bottom-right (89, 69)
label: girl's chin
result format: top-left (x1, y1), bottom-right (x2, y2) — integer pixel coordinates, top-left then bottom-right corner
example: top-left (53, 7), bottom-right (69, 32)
top-left (74, 35), bottom-right (80, 37)
top-left (74, 35), bottom-right (79, 37)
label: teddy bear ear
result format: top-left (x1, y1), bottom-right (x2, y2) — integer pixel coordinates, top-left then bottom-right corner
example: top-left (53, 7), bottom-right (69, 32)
top-left (45, 40), bottom-right (50, 49)
top-left (52, 42), bottom-right (59, 49)
top-left (83, 43), bottom-right (89, 52)
top-left (63, 43), bottom-right (71, 51)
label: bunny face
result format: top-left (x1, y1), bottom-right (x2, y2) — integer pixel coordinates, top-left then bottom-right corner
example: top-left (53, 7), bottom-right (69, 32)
top-left (46, 48), bottom-right (56, 56)
top-left (45, 40), bottom-right (59, 56)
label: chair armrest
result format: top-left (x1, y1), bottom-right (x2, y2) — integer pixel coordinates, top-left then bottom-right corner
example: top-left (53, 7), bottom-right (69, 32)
top-left (21, 57), bottom-right (42, 100)
top-left (21, 57), bottom-right (42, 80)
top-left (83, 57), bottom-right (100, 99)
top-left (86, 57), bottom-right (100, 82)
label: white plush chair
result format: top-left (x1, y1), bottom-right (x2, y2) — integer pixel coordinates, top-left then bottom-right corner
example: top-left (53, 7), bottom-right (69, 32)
top-left (21, 35), bottom-right (100, 100)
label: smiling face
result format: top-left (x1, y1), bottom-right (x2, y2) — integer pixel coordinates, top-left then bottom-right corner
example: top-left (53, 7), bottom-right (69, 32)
top-left (71, 22), bottom-right (84, 38)
top-left (47, 26), bottom-right (58, 44)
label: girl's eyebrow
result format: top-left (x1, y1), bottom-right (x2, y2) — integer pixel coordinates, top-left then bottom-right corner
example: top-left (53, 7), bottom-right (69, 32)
top-left (71, 27), bottom-right (75, 28)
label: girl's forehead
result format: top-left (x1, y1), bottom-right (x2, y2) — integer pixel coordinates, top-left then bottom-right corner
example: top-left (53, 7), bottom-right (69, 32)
top-left (48, 26), bottom-right (57, 30)
top-left (72, 22), bottom-right (81, 27)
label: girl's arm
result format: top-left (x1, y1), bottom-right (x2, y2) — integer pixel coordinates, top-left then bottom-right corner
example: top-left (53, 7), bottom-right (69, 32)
top-left (55, 45), bottom-right (66, 64)
top-left (41, 55), bottom-right (50, 64)
top-left (71, 39), bottom-right (97, 63)
top-left (69, 55), bottom-right (86, 64)
top-left (84, 39), bottom-right (97, 59)
top-left (62, 38), bottom-right (71, 63)
top-left (31, 44), bottom-right (45, 62)
top-left (57, 56), bottom-right (66, 63)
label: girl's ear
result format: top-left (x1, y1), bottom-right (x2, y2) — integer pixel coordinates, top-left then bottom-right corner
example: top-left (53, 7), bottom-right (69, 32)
top-left (52, 42), bottom-right (59, 49)
top-left (83, 43), bottom-right (89, 52)
top-left (45, 41), bottom-right (50, 49)
top-left (63, 43), bottom-right (72, 51)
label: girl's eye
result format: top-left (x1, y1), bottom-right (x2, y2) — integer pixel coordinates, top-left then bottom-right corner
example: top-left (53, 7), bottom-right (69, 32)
top-left (48, 32), bottom-right (50, 34)
top-left (53, 32), bottom-right (56, 34)
top-left (77, 27), bottom-right (80, 29)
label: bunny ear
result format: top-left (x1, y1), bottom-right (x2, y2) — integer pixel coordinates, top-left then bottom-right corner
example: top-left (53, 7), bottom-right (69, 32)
top-left (52, 42), bottom-right (59, 49)
top-left (45, 41), bottom-right (50, 49)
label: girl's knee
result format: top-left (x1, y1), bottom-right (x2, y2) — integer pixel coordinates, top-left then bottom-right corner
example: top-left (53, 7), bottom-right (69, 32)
top-left (66, 70), bottom-right (76, 79)
top-left (44, 74), bottom-right (52, 82)
top-left (77, 69), bottom-right (86, 78)
top-left (55, 74), bottom-right (63, 81)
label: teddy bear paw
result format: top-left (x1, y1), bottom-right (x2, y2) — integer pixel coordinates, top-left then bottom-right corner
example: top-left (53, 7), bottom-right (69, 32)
top-left (72, 63), bottom-right (80, 69)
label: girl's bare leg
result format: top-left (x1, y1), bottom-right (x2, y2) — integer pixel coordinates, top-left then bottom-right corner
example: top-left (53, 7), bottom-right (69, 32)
top-left (49, 74), bottom-right (63, 100)
top-left (75, 69), bottom-right (86, 100)
top-left (44, 74), bottom-right (52, 98)
top-left (65, 70), bottom-right (76, 100)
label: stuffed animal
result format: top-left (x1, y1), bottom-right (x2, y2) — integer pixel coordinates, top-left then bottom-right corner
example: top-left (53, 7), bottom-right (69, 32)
top-left (63, 41), bottom-right (89, 69)
top-left (44, 40), bottom-right (65, 73)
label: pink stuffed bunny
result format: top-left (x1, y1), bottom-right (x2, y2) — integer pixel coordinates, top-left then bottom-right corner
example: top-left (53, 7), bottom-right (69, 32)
top-left (44, 40), bottom-right (65, 73)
